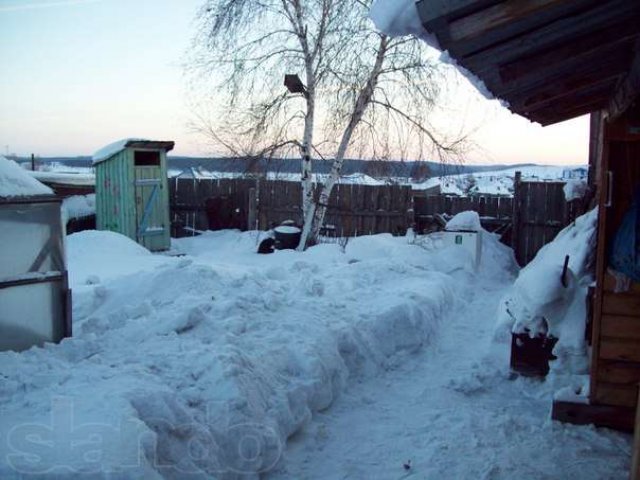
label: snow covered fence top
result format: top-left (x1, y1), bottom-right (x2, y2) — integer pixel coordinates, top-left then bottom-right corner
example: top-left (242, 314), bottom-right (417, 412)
top-left (92, 139), bottom-right (175, 165)
top-left (0, 156), bottom-right (53, 198)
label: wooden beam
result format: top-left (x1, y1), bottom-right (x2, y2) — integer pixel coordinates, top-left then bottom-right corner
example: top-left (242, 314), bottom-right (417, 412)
top-left (448, 0), bottom-right (598, 58)
top-left (632, 388), bottom-right (640, 480)
top-left (604, 272), bottom-right (640, 294)
top-left (602, 315), bottom-right (640, 340)
top-left (487, 34), bottom-right (636, 102)
top-left (603, 292), bottom-right (640, 317)
top-left (592, 381), bottom-right (639, 408)
top-left (513, 76), bottom-right (620, 114)
top-left (609, 40), bottom-right (640, 120)
top-left (552, 400), bottom-right (635, 432)
top-left (600, 337), bottom-right (640, 363)
top-left (530, 92), bottom-right (613, 126)
top-left (499, 20), bottom-right (640, 84)
top-left (416, 0), bottom-right (501, 29)
top-left (597, 360), bottom-right (640, 385)
top-left (450, 0), bottom-right (568, 41)
top-left (461, 0), bottom-right (640, 75)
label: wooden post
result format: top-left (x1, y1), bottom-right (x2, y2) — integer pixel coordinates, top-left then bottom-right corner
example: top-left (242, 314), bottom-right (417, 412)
top-left (248, 187), bottom-right (257, 231)
top-left (512, 171), bottom-right (522, 265)
top-left (631, 386), bottom-right (640, 480)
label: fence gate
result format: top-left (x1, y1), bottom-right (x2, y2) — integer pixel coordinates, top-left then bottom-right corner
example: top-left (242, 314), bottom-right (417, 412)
top-left (512, 173), bottom-right (584, 266)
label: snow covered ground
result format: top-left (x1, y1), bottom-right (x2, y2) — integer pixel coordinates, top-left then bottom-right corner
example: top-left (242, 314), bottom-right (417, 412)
top-left (416, 165), bottom-right (587, 196)
top-left (0, 221), bottom-right (631, 478)
top-left (268, 211), bottom-right (628, 480)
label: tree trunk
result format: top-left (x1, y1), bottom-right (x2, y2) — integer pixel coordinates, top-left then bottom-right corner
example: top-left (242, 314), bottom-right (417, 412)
top-left (301, 35), bottom-right (389, 248)
top-left (300, 81), bottom-right (315, 226)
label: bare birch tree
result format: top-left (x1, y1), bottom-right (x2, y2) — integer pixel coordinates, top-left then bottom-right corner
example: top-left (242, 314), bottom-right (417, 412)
top-left (189, 0), bottom-right (468, 249)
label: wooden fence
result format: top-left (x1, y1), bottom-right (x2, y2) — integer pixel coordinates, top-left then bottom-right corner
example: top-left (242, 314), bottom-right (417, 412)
top-left (169, 174), bottom-right (586, 266)
top-left (168, 178), bottom-right (413, 238)
top-left (413, 175), bottom-right (585, 266)
top-left (169, 178), bottom-right (255, 236)
top-left (512, 174), bottom-right (585, 265)
top-left (414, 194), bottom-right (513, 229)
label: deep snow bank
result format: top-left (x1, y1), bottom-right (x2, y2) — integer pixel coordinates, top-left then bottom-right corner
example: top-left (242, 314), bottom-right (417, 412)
top-left (495, 209), bottom-right (598, 373)
top-left (0, 229), bottom-right (516, 478)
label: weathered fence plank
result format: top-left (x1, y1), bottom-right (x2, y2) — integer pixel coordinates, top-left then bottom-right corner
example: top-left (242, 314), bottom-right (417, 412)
top-left (511, 177), bottom-right (585, 265)
top-left (169, 178), bottom-right (413, 238)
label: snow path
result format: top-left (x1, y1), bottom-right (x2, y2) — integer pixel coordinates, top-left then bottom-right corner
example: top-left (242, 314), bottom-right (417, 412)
top-left (267, 274), bottom-right (630, 479)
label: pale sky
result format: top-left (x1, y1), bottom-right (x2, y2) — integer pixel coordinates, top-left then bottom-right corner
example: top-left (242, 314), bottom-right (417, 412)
top-left (0, 0), bottom-right (589, 165)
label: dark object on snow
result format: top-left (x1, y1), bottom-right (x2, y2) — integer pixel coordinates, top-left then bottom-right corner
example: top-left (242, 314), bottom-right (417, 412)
top-left (561, 255), bottom-right (570, 288)
top-left (257, 238), bottom-right (275, 254)
top-left (403, 460), bottom-right (411, 471)
top-left (274, 224), bottom-right (302, 250)
top-left (510, 330), bottom-right (558, 377)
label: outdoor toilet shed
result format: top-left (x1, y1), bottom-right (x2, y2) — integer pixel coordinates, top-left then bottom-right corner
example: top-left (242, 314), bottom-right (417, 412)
top-left (93, 139), bottom-right (174, 251)
top-left (0, 156), bottom-right (72, 352)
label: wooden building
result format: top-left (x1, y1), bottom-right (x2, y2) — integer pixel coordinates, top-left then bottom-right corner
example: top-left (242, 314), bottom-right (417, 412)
top-left (414, 0), bottom-right (640, 475)
top-left (93, 139), bottom-right (174, 252)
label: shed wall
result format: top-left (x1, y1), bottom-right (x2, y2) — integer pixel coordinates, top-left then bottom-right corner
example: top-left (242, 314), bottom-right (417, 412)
top-left (96, 148), bottom-right (170, 251)
top-left (590, 104), bottom-right (640, 414)
top-left (96, 149), bottom-right (136, 239)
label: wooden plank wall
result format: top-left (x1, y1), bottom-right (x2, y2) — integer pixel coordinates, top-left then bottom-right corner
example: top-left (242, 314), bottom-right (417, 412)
top-left (413, 194), bottom-right (513, 221)
top-left (168, 178), bottom-right (413, 237)
top-left (414, 181), bottom-right (584, 266)
top-left (512, 179), bottom-right (584, 266)
top-left (590, 108), bottom-right (640, 413)
top-left (633, 387), bottom-right (640, 480)
top-left (168, 178), bottom-right (256, 236)
top-left (259, 180), bottom-right (412, 237)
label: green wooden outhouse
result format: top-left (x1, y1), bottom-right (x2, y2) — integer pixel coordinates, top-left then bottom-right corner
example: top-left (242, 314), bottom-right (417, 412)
top-left (93, 139), bottom-right (174, 251)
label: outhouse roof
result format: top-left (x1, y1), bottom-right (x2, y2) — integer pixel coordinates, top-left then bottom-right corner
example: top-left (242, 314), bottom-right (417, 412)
top-left (92, 139), bottom-right (175, 165)
top-left (0, 156), bottom-right (54, 200)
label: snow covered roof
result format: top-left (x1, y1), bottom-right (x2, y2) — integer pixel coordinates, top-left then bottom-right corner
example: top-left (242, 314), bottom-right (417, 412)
top-left (0, 156), bottom-right (54, 199)
top-left (92, 139), bottom-right (175, 165)
top-left (29, 170), bottom-right (95, 187)
top-left (394, 1), bottom-right (640, 125)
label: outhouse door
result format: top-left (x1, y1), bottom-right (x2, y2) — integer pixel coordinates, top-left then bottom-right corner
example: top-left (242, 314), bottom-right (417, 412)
top-left (133, 150), bottom-right (169, 251)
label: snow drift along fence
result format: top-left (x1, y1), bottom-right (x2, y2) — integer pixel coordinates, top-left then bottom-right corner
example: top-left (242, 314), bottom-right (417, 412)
top-left (512, 176), bottom-right (585, 266)
top-left (168, 178), bottom-right (413, 237)
top-left (413, 177), bottom-right (586, 266)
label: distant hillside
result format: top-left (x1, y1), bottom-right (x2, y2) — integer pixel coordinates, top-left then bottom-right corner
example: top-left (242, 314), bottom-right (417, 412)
top-left (12, 155), bottom-right (537, 179)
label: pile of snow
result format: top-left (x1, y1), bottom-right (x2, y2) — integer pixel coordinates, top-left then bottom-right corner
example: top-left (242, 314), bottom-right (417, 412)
top-left (495, 208), bottom-right (598, 371)
top-left (62, 194), bottom-right (95, 222)
top-left (92, 138), bottom-right (148, 165)
top-left (445, 210), bottom-right (481, 231)
top-left (369, 0), bottom-right (438, 47)
top-left (66, 230), bottom-right (171, 286)
top-left (563, 178), bottom-right (588, 202)
top-left (2, 229), bottom-right (497, 477)
top-left (0, 156), bottom-right (53, 198)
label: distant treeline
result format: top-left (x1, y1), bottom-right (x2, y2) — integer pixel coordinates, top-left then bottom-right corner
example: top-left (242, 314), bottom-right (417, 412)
top-left (12, 155), bottom-right (537, 179)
